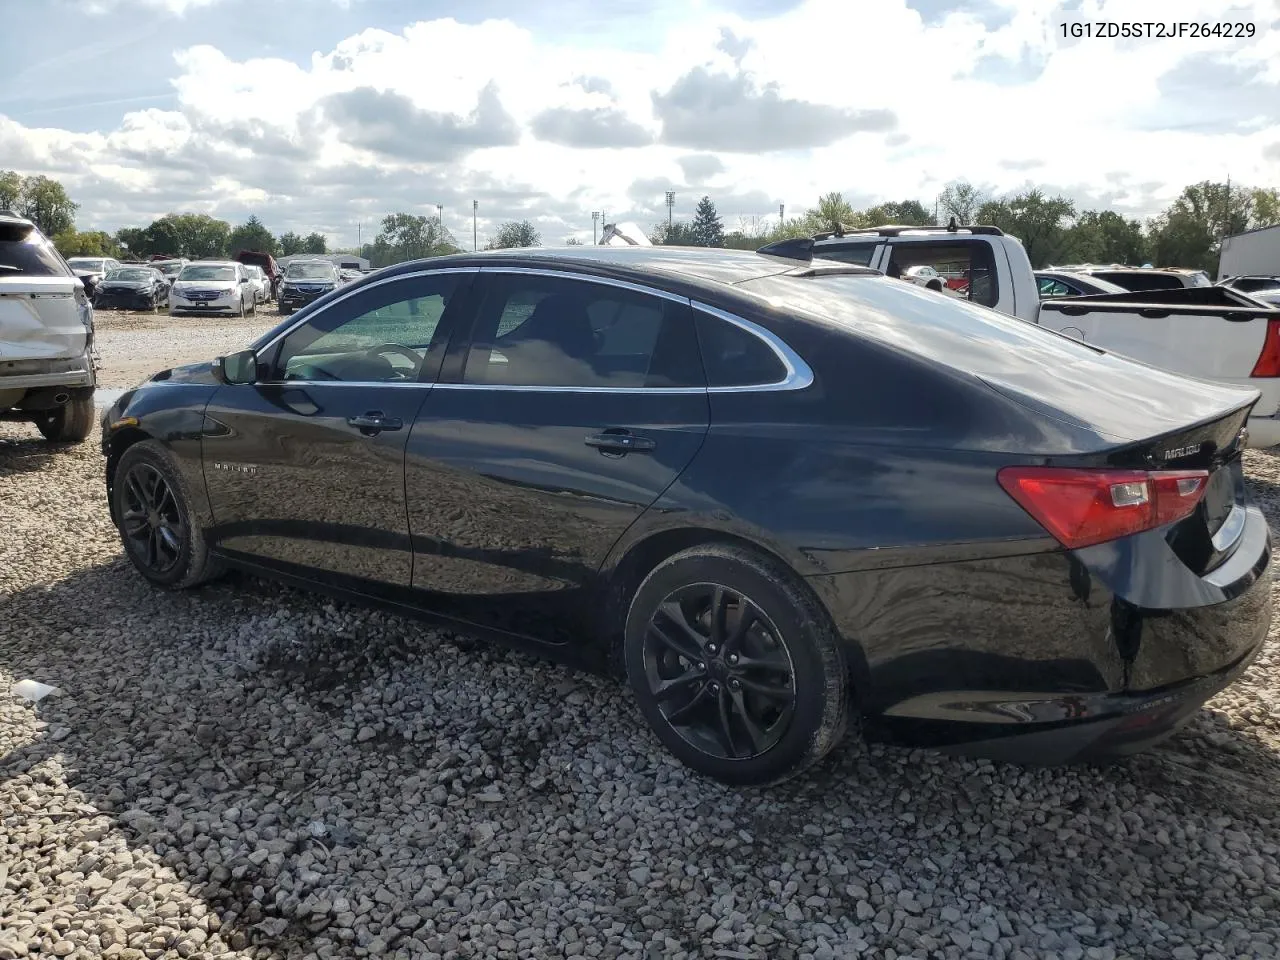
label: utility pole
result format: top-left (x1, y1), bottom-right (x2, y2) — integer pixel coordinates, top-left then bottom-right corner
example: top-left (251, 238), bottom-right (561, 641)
top-left (665, 191), bottom-right (676, 232)
top-left (357, 221), bottom-right (361, 247)
top-left (592, 211), bottom-right (600, 245)
top-left (472, 200), bottom-right (478, 251)
top-left (779, 203), bottom-right (785, 223)
top-left (934, 195), bottom-right (940, 225)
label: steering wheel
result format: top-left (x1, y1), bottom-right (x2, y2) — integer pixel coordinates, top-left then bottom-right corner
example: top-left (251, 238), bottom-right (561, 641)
top-left (365, 343), bottom-right (423, 379)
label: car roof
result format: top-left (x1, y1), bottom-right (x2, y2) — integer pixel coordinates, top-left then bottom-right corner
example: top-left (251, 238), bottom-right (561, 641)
top-left (375, 245), bottom-right (822, 291)
top-left (184, 260), bottom-right (238, 267)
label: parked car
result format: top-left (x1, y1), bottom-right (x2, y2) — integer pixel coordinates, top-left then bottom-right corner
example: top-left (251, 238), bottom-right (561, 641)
top-left (168, 261), bottom-right (257, 318)
top-left (233, 250), bottom-right (281, 301)
top-left (1050, 264), bottom-right (1213, 292)
top-left (94, 265), bottom-right (169, 311)
top-left (65, 256), bottom-right (123, 287)
top-left (0, 211), bottom-right (97, 442)
top-left (799, 224), bottom-right (1280, 447)
top-left (900, 264), bottom-right (946, 291)
top-left (100, 246), bottom-right (1272, 785)
top-left (278, 259), bottom-right (340, 314)
top-left (242, 264), bottom-right (269, 305)
top-left (1035, 270), bottom-right (1130, 298)
top-left (339, 268), bottom-right (362, 285)
top-left (151, 259), bottom-right (189, 286)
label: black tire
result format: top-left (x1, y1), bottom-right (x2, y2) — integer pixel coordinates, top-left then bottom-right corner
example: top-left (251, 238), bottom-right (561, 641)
top-left (112, 440), bottom-right (222, 590)
top-left (624, 543), bottom-right (849, 786)
top-left (35, 395), bottom-right (95, 443)
top-left (927, 279), bottom-right (943, 292)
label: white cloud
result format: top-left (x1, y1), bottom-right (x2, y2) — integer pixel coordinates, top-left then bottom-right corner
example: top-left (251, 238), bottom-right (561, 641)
top-left (5, 0), bottom-right (1280, 245)
top-left (87, 0), bottom-right (228, 14)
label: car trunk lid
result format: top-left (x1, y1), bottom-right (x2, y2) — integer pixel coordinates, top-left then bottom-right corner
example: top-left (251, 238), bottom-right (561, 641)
top-left (0, 276), bottom-right (89, 361)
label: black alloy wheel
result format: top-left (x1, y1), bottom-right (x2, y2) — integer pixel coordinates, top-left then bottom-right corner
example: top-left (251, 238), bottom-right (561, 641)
top-left (120, 462), bottom-right (185, 575)
top-left (625, 543), bottom-right (849, 786)
top-left (642, 583), bottom-right (795, 761)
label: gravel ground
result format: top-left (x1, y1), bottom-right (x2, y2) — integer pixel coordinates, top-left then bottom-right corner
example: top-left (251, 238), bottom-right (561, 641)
top-left (91, 310), bottom-right (277, 388)
top-left (3, 320), bottom-right (1280, 959)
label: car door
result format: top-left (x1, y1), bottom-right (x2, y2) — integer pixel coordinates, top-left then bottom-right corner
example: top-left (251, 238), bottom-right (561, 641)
top-left (403, 268), bottom-right (710, 644)
top-left (202, 268), bottom-right (475, 588)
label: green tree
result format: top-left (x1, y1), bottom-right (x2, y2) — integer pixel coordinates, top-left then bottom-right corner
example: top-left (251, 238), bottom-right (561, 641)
top-left (1060, 210), bottom-right (1147, 265)
top-left (486, 220), bottom-right (542, 249)
top-left (564, 237), bottom-right (584, 245)
top-left (1146, 180), bottom-right (1264, 272)
top-left (227, 215), bottom-right (277, 255)
top-left (53, 229), bottom-right (121, 258)
top-left (17, 175), bottom-right (78, 237)
top-left (115, 226), bottom-right (150, 258)
top-left (0, 170), bottom-right (21, 211)
top-left (938, 181), bottom-right (986, 224)
top-left (370, 212), bottom-right (458, 266)
top-left (278, 231), bottom-right (305, 256)
top-left (977, 189), bottom-right (1076, 267)
top-left (862, 200), bottom-right (932, 226)
top-left (303, 232), bottom-right (328, 254)
top-left (688, 195), bottom-right (725, 247)
top-left (1252, 188), bottom-right (1280, 229)
top-left (650, 221), bottom-right (699, 245)
top-left (802, 191), bottom-right (861, 233)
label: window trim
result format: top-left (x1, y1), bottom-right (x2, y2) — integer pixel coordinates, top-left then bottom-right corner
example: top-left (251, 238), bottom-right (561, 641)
top-left (252, 264), bottom-right (814, 395)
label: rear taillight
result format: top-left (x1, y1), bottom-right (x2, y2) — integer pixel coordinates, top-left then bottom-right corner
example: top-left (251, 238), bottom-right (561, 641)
top-left (1251, 317), bottom-right (1280, 377)
top-left (997, 467), bottom-right (1209, 549)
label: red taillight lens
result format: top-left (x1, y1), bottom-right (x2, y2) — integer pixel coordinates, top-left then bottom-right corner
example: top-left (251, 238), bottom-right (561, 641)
top-left (1251, 318), bottom-right (1280, 377)
top-left (997, 467), bottom-right (1209, 549)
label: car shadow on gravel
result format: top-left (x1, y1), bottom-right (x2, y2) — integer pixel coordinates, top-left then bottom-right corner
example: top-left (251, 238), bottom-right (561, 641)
top-left (0, 433), bottom-right (71, 475)
top-left (5, 559), bottom-right (1280, 958)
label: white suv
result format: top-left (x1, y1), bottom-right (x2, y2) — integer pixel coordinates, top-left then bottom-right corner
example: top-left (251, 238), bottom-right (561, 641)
top-left (0, 211), bottom-right (98, 443)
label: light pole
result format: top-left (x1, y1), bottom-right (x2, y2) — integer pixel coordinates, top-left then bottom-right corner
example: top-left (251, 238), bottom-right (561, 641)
top-left (591, 211), bottom-right (600, 245)
top-left (778, 203), bottom-right (785, 223)
top-left (472, 200), bottom-right (478, 251)
top-left (435, 203), bottom-right (443, 223)
top-left (665, 190), bottom-right (675, 232)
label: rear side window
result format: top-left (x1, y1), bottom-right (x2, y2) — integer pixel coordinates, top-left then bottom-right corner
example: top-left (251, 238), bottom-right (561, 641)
top-left (0, 222), bottom-right (70, 277)
top-left (462, 273), bottom-right (702, 389)
top-left (695, 313), bottom-right (787, 387)
top-left (814, 242), bottom-right (878, 266)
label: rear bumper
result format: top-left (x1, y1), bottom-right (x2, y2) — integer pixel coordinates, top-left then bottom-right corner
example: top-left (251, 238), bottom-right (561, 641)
top-left (1246, 412), bottom-right (1280, 448)
top-left (812, 508), bottom-right (1273, 764)
top-left (0, 354), bottom-right (96, 391)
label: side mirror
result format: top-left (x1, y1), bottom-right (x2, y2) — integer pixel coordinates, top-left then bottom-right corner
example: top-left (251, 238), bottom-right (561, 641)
top-left (213, 348), bottom-right (258, 385)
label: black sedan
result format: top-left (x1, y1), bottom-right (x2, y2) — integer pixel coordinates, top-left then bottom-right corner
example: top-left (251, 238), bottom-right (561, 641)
top-left (99, 247), bottom-right (1272, 785)
top-left (1035, 270), bottom-right (1129, 299)
top-left (95, 266), bottom-right (169, 311)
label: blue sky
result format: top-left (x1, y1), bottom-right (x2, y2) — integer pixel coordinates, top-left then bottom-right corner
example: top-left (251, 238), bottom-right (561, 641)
top-left (0, 0), bottom-right (1276, 248)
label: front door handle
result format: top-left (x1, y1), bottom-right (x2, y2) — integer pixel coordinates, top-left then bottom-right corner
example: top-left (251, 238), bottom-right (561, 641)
top-left (585, 431), bottom-right (656, 454)
top-left (348, 411), bottom-right (403, 434)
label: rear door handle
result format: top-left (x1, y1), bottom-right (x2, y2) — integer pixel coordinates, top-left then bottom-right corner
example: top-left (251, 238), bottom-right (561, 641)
top-left (348, 412), bottom-right (403, 433)
top-left (585, 431), bottom-right (656, 454)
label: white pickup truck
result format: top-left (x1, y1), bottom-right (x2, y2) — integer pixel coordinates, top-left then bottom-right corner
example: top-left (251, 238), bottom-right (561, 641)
top-left (785, 224), bottom-right (1280, 447)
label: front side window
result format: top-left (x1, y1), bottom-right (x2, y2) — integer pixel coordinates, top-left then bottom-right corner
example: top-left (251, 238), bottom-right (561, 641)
top-left (275, 274), bottom-right (460, 383)
top-left (461, 273), bottom-right (702, 389)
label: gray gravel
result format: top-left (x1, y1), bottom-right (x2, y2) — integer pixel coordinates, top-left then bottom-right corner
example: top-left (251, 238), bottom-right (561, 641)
top-left (3, 322), bottom-right (1280, 958)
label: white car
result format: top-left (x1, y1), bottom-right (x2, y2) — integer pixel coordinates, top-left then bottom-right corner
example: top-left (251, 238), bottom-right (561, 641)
top-left (0, 212), bottom-right (97, 443)
top-left (242, 264), bottom-right (269, 305)
top-left (900, 264), bottom-right (947, 292)
top-left (169, 261), bottom-right (257, 318)
top-left (65, 256), bottom-right (123, 287)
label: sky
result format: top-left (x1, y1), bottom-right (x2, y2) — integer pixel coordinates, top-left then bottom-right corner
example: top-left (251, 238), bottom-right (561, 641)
top-left (0, 0), bottom-right (1277, 249)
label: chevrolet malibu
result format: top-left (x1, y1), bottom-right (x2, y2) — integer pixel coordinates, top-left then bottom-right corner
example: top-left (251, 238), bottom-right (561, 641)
top-left (100, 246), bottom-right (1272, 785)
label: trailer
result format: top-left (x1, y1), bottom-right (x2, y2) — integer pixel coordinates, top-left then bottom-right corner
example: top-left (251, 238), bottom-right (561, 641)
top-left (1218, 223), bottom-right (1280, 281)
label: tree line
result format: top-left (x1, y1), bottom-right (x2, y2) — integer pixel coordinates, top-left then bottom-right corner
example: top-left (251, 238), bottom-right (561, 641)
top-left (5, 167), bottom-right (1276, 273)
top-left (659, 181), bottom-right (1280, 272)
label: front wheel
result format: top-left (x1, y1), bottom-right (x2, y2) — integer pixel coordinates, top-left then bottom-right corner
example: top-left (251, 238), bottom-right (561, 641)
top-left (624, 543), bottom-right (850, 786)
top-left (112, 440), bottom-right (222, 589)
top-left (34, 394), bottom-right (95, 443)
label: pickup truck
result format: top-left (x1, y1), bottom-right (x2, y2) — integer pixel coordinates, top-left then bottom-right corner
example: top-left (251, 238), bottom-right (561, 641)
top-left (772, 224), bottom-right (1280, 447)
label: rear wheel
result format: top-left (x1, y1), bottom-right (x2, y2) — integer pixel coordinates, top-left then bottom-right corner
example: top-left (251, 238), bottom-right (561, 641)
top-left (624, 543), bottom-right (849, 786)
top-left (35, 394), bottom-right (95, 443)
top-left (113, 440), bottom-right (222, 589)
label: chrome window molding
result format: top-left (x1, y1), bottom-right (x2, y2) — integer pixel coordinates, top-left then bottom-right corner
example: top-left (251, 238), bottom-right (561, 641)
top-left (242, 265), bottom-right (815, 396)
top-left (254, 266), bottom-right (483, 356)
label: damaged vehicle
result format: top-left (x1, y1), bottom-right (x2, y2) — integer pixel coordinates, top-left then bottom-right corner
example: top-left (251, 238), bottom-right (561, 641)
top-left (0, 211), bottom-right (97, 442)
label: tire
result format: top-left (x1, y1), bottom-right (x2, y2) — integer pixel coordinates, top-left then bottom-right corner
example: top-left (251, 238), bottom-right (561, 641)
top-left (927, 279), bottom-right (943, 292)
top-left (112, 440), bottom-right (222, 590)
top-left (624, 543), bottom-right (849, 786)
top-left (35, 394), bottom-right (95, 443)
top-left (237, 296), bottom-right (246, 319)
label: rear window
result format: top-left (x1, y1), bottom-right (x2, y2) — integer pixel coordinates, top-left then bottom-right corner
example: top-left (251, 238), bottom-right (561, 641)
top-left (0, 222), bottom-right (71, 277)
